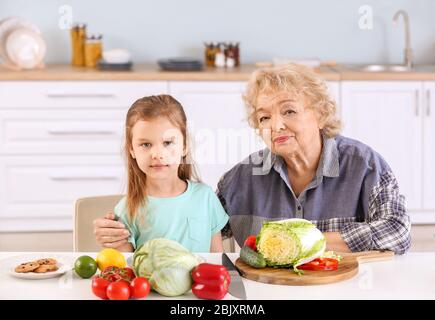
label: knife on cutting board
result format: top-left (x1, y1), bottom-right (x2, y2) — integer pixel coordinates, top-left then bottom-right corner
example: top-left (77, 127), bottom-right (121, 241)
top-left (222, 253), bottom-right (247, 300)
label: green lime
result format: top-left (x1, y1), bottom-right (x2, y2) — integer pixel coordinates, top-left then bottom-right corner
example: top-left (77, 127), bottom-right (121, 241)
top-left (74, 255), bottom-right (98, 279)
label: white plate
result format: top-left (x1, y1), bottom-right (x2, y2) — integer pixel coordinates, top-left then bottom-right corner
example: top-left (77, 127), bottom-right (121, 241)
top-left (4, 254), bottom-right (72, 280)
top-left (6, 27), bottom-right (46, 69)
top-left (0, 16), bottom-right (40, 65)
top-left (103, 49), bottom-right (131, 64)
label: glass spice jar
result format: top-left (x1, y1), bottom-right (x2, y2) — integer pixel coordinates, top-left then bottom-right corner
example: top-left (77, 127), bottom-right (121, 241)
top-left (234, 42), bottom-right (240, 67)
top-left (84, 34), bottom-right (103, 68)
top-left (70, 23), bottom-right (86, 66)
top-left (204, 42), bottom-right (216, 67)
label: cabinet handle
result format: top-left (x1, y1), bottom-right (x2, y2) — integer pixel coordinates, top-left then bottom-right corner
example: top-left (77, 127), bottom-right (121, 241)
top-left (46, 92), bottom-right (116, 98)
top-left (48, 129), bottom-right (117, 135)
top-left (415, 90), bottom-right (420, 116)
top-left (427, 90), bottom-right (431, 117)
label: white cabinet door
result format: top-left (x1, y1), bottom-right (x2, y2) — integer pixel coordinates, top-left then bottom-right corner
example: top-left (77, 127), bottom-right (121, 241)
top-left (423, 82), bottom-right (435, 210)
top-left (0, 156), bottom-right (126, 222)
top-left (326, 81), bottom-right (340, 105)
top-left (0, 81), bottom-right (168, 109)
top-left (169, 81), bottom-right (265, 189)
top-left (341, 81), bottom-right (422, 210)
top-left (0, 109), bottom-right (125, 155)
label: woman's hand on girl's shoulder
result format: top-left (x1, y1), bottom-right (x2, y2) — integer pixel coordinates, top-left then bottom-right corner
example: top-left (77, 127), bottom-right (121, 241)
top-left (93, 212), bottom-right (131, 249)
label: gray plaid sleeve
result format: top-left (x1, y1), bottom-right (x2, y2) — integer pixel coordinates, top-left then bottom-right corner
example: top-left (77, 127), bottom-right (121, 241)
top-left (340, 170), bottom-right (411, 254)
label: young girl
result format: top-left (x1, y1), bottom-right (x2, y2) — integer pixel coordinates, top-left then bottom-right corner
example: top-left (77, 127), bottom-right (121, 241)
top-left (110, 94), bottom-right (228, 252)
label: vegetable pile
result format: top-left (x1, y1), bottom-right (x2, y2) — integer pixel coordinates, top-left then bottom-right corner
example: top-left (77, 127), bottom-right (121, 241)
top-left (257, 218), bottom-right (326, 269)
top-left (77, 240), bottom-right (231, 300)
top-left (240, 218), bottom-right (341, 274)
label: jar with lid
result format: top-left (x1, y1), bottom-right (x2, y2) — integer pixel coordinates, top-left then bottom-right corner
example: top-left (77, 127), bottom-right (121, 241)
top-left (84, 34), bottom-right (103, 68)
top-left (225, 43), bottom-right (236, 68)
top-left (233, 42), bottom-right (240, 67)
top-left (70, 23), bottom-right (86, 66)
top-left (214, 52), bottom-right (226, 68)
top-left (204, 42), bottom-right (216, 67)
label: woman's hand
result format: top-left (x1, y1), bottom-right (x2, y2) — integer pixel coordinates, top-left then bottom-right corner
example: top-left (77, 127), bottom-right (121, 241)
top-left (93, 212), bottom-right (132, 250)
top-left (323, 232), bottom-right (352, 253)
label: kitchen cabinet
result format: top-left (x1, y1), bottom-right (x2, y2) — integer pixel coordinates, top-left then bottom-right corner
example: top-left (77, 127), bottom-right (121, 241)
top-left (423, 82), bottom-right (435, 210)
top-left (168, 81), bottom-right (340, 189)
top-left (0, 81), bottom-right (167, 232)
top-left (0, 155), bottom-right (125, 232)
top-left (0, 109), bottom-right (125, 155)
top-left (341, 81), bottom-right (434, 221)
top-left (0, 81), bottom-right (167, 109)
top-left (326, 81), bottom-right (340, 107)
top-left (4, 77), bottom-right (430, 233)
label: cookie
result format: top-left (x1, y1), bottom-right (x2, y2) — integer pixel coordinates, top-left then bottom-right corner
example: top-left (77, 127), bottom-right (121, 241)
top-left (35, 258), bottom-right (57, 266)
top-left (14, 262), bottom-right (40, 273)
top-left (33, 264), bottom-right (59, 273)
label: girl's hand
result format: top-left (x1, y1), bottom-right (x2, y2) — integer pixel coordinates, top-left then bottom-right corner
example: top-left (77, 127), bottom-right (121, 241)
top-left (93, 212), bottom-right (131, 249)
top-left (210, 232), bottom-right (224, 252)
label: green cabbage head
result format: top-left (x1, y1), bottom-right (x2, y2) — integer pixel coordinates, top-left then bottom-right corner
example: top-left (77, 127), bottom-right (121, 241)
top-left (133, 238), bottom-right (202, 296)
top-left (256, 218), bottom-right (326, 269)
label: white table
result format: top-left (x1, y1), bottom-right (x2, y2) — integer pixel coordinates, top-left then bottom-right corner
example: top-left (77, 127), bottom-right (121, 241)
top-left (0, 252), bottom-right (434, 300)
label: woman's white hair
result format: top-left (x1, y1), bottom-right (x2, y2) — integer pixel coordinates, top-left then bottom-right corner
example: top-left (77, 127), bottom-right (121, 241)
top-left (243, 63), bottom-right (342, 138)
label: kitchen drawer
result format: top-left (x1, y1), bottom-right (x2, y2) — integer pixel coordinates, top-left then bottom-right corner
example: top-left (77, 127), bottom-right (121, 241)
top-left (0, 109), bottom-right (125, 155)
top-left (0, 155), bottom-right (126, 219)
top-left (0, 81), bottom-right (168, 109)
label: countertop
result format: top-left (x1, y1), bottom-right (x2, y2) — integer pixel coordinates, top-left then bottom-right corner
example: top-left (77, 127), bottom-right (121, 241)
top-left (0, 252), bottom-right (434, 300)
top-left (0, 64), bottom-right (339, 81)
top-left (331, 64), bottom-right (435, 80)
top-left (2, 63), bottom-right (435, 81)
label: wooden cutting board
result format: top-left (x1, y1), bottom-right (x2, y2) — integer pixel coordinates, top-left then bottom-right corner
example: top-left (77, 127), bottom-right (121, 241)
top-left (234, 250), bottom-right (394, 286)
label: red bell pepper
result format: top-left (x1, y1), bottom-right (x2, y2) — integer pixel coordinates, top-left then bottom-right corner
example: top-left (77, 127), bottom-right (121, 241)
top-left (298, 258), bottom-right (339, 271)
top-left (191, 263), bottom-right (230, 300)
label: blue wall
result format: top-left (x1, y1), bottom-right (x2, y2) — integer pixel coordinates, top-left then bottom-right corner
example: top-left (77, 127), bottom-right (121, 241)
top-left (1, 0), bottom-right (434, 65)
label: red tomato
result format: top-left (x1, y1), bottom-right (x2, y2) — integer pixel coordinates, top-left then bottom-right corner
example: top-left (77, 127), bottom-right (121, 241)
top-left (101, 266), bottom-right (136, 283)
top-left (244, 235), bottom-right (257, 251)
top-left (106, 280), bottom-right (131, 300)
top-left (101, 266), bottom-right (122, 282)
top-left (298, 258), bottom-right (339, 271)
top-left (121, 267), bottom-right (136, 282)
top-left (129, 277), bottom-right (151, 299)
top-left (91, 276), bottom-right (110, 300)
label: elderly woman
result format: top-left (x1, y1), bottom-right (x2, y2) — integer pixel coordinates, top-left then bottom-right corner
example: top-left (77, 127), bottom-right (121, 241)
top-left (217, 64), bottom-right (411, 254)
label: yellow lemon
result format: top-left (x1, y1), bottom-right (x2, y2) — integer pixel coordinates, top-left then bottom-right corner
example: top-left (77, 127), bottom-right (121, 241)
top-left (96, 248), bottom-right (126, 271)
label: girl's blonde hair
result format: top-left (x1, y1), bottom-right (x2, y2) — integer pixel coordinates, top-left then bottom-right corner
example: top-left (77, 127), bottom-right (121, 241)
top-left (243, 64), bottom-right (341, 138)
top-left (124, 94), bottom-right (200, 220)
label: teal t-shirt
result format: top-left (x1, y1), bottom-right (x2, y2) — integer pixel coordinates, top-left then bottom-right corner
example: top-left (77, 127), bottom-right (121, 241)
top-left (114, 180), bottom-right (229, 252)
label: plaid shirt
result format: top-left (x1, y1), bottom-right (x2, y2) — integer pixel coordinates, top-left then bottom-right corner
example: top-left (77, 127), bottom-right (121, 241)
top-left (217, 135), bottom-right (411, 254)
